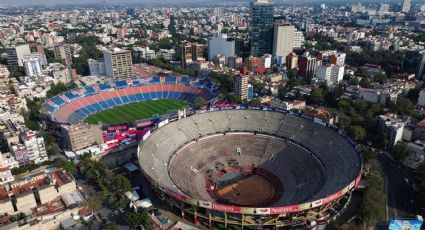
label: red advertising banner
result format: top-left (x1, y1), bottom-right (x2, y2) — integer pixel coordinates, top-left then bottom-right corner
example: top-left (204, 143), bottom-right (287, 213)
top-left (354, 174), bottom-right (362, 188)
top-left (270, 205), bottom-right (299, 214)
top-left (323, 191), bottom-right (343, 204)
top-left (166, 189), bottom-right (187, 202)
top-left (212, 204), bottom-right (241, 213)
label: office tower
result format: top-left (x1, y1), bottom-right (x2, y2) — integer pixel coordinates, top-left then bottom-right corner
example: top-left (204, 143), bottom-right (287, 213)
top-left (5, 44), bottom-right (31, 69)
top-left (379, 3), bottom-right (390, 13)
top-left (29, 43), bottom-right (47, 65)
top-left (286, 52), bottom-right (298, 70)
top-left (23, 57), bottom-right (42, 77)
top-left (250, 0), bottom-right (274, 56)
top-left (53, 43), bottom-right (73, 65)
top-left (402, 50), bottom-right (425, 80)
top-left (103, 48), bottom-right (134, 78)
top-left (298, 52), bottom-right (317, 84)
top-left (235, 75), bottom-right (249, 101)
top-left (180, 42), bottom-right (204, 68)
top-left (402, 0), bottom-right (411, 13)
top-left (214, 7), bottom-right (223, 17)
top-left (208, 34), bottom-right (235, 63)
top-left (273, 21), bottom-right (295, 57)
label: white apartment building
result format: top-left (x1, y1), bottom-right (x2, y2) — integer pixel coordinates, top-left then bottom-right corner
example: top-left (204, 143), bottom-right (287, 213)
top-left (377, 113), bottom-right (406, 147)
top-left (24, 57), bottom-right (43, 77)
top-left (316, 64), bottom-right (345, 84)
top-left (22, 130), bottom-right (48, 165)
top-left (273, 22), bottom-right (295, 57)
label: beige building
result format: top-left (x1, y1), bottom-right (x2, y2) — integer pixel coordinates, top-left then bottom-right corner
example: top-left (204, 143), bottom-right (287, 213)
top-left (53, 44), bottom-right (73, 65)
top-left (235, 75), bottom-right (248, 101)
top-left (61, 124), bottom-right (103, 151)
top-left (103, 48), bottom-right (134, 78)
top-left (273, 22), bottom-right (295, 57)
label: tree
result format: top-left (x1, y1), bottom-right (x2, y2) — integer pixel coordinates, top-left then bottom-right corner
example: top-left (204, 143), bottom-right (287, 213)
top-left (106, 222), bottom-right (118, 230)
top-left (113, 175), bottom-right (132, 192)
top-left (308, 88), bottom-right (325, 105)
top-left (348, 126), bottom-right (366, 142)
top-left (194, 97), bottom-right (207, 109)
top-left (46, 82), bottom-right (68, 98)
top-left (392, 142), bottom-right (409, 162)
top-left (86, 199), bottom-right (102, 212)
top-left (54, 158), bottom-right (77, 176)
top-left (125, 209), bottom-right (153, 230)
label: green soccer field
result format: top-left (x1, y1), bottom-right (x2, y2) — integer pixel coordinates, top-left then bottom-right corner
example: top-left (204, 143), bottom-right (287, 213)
top-left (84, 99), bottom-right (189, 124)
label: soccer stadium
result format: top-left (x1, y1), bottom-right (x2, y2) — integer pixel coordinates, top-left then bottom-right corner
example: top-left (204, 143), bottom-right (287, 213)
top-left (43, 76), bottom-right (218, 125)
top-left (138, 109), bottom-right (363, 228)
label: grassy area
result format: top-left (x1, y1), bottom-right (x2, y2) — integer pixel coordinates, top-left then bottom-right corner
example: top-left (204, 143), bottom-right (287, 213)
top-left (85, 99), bottom-right (189, 124)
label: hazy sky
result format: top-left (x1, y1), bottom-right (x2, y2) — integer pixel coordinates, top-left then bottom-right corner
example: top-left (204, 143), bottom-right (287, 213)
top-left (0, 0), bottom-right (423, 6)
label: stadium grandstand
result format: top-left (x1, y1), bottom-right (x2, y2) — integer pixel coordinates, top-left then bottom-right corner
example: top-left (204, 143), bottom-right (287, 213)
top-left (43, 76), bottom-right (218, 124)
top-left (138, 108), bottom-right (363, 228)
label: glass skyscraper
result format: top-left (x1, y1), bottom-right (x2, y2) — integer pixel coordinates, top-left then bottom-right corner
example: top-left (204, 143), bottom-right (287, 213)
top-left (250, 0), bottom-right (274, 56)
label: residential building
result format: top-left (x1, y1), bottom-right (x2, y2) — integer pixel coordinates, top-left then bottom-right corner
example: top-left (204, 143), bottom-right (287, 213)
top-left (235, 75), bottom-right (249, 101)
top-left (23, 57), bottom-right (43, 77)
top-left (298, 52), bottom-right (317, 83)
top-left (250, 0), bottom-right (274, 56)
top-left (286, 52), bottom-right (298, 70)
top-left (208, 33), bottom-right (235, 63)
top-left (53, 44), bottom-right (73, 65)
top-left (316, 64), bottom-right (345, 84)
top-left (270, 98), bottom-right (305, 111)
top-left (22, 130), bottom-right (48, 165)
top-left (377, 113), bottom-right (406, 147)
top-left (103, 48), bottom-right (134, 78)
top-left (293, 31), bottom-right (304, 48)
top-left (61, 124), bottom-right (103, 151)
top-left (5, 44), bottom-right (31, 69)
top-left (273, 22), bottom-right (295, 57)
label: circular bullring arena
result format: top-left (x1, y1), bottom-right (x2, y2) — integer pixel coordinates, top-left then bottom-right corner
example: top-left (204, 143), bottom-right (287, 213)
top-left (138, 109), bottom-right (363, 228)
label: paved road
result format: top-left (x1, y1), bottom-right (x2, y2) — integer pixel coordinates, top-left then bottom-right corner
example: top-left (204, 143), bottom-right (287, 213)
top-left (378, 154), bottom-right (418, 220)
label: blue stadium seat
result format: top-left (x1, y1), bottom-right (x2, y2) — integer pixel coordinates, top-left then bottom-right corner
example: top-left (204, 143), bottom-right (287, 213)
top-left (165, 76), bottom-right (176, 84)
top-left (98, 83), bottom-right (112, 91)
top-left (115, 80), bottom-right (128, 88)
top-left (64, 92), bottom-right (78, 100)
top-left (50, 96), bottom-right (66, 106)
top-left (85, 86), bottom-right (95, 95)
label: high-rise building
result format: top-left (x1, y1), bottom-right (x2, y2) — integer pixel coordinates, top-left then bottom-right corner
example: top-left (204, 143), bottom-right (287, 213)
top-left (235, 75), bottom-right (249, 101)
top-left (247, 84), bottom-right (254, 101)
top-left (23, 57), bottom-right (42, 77)
top-left (5, 44), bottom-right (31, 69)
top-left (273, 21), bottom-right (295, 58)
top-left (53, 44), bottom-right (73, 65)
top-left (180, 42), bottom-right (204, 68)
top-left (208, 34), bottom-right (235, 63)
top-left (250, 0), bottom-right (274, 56)
top-left (103, 48), bottom-right (134, 78)
top-left (61, 124), bottom-right (104, 151)
top-left (402, 50), bottom-right (425, 80)
top-left (298, 52), bottom-right (317, 84)
top-left (402, 0), bottom-right (411, 13)
top-left (293, 31), bottom-right (305, 49)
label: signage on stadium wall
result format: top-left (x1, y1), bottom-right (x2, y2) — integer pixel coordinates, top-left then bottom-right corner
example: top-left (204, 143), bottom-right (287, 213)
top-left (254, 208), bottom-right (270, 215)
top-left (157, 119), bottom-right (169, 128)
top-left (270, 205), bottom-right (299, 214)
top-left (301, 115), bottom-right (314, 120)
top-left (142, 130), bottom-right (151, 141)
top-left (311, 199), bottom-right (323, 208)
top-left (212, 204), bottom-right (241, 213)
top-left (198, 201), bottom-right (212, 209)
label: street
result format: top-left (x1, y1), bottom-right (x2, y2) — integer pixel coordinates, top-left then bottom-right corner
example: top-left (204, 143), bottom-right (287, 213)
top-left (378, 154), bottom-right (418, 220)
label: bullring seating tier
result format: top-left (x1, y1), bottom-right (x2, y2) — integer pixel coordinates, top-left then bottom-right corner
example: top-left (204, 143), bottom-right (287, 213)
top-left (43, 76), bottom-right (218, 124)
top-left (138, 110), bottom-right (362, 207)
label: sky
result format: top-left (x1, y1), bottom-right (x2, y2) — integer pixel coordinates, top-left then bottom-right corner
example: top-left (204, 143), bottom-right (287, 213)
top-left (0, 0), bottom-right (423, 7)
